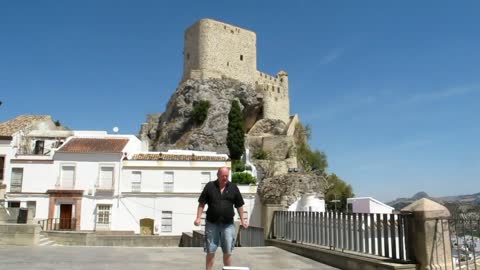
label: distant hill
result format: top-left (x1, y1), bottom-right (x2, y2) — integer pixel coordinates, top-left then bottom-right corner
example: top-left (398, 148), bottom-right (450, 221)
top-left (387, 191), bottom-right (480, 211)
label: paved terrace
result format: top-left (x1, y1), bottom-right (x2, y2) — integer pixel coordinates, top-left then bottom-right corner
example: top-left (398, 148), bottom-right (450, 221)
top-left (0, 246), bottom-right (339, 270)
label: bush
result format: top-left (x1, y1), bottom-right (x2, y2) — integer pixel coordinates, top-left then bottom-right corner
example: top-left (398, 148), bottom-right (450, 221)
top-left (191, 100), bottom-right (210, 125)
top-left (253, 148), bottom-right (269, 160)
top-left (232, 172), bottom-right (256, 185)
top-left (232, 159), bottom-right (245, 172)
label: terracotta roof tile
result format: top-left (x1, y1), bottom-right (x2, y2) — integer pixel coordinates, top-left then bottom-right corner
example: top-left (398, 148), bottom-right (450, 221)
top-left (0, 115), bottom-right (52, 136)
top-left (58, 138), bottom-right (129, 153)
top-left (131, 153), bottom-right (229, 161)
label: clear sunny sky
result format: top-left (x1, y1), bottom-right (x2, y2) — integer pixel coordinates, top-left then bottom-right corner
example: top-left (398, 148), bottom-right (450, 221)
top-left (1, 1), bottom-right (479, 202)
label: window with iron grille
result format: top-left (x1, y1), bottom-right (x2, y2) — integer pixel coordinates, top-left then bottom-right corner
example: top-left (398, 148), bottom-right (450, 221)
top-left (131, 171), bottom-right (141, 192)
top-left (161, 211), bottom-right (172, 232)
top-left (10, 168), bottom-right (23, 192)
top-left (163, 172), bottom-right (174, 192)
top-left (96, 205), bottom-right (111, 225)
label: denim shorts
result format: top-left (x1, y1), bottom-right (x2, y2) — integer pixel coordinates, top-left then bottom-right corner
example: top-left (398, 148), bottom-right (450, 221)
top-left (204, 221), bottom-right (236, 254)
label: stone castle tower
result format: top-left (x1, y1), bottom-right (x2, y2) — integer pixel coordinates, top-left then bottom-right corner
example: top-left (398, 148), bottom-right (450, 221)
top-left (182, 18), bottom-right (290, 124)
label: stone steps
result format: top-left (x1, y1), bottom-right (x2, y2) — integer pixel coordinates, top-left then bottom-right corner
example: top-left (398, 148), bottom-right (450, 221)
top-left (38, 234), bottom-right (61, 246)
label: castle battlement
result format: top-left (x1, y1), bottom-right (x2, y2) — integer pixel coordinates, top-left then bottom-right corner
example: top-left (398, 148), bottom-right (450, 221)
top-left (182, 18), bottom-right (290, 124)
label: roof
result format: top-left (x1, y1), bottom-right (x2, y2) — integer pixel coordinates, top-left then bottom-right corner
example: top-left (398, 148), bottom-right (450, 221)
top-left (131, 152), bottom-right (229, 161)
top-left (57, 138), bottom-right (129, 153)
top-left (0, 115), bottom-right (52, 136)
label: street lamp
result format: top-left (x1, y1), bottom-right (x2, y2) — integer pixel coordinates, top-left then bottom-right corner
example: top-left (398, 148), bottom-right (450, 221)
top-left (331, 194), bottom-right (340, 212)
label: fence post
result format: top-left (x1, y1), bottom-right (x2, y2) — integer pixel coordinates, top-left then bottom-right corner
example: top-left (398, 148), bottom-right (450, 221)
top-left (262, 204), bottom-right (285, 239)
top-left (401, 198), bottom-right (453, 270)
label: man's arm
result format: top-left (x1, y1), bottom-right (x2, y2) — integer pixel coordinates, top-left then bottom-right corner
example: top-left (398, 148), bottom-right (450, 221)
top-left (236, 206), bottom-right (248, 229)
top-left (194, 203), bottom-right (205, 226)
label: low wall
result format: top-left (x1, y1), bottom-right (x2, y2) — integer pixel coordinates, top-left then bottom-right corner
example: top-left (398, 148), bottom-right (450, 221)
top-left (267, 239), bottom-right (417, 270)
top-left (0, 224), bottom-right (40, 246)
top-left (43, 231), bottom-right (181, 247)
top-left (93, 235), bottom-right (181, 247)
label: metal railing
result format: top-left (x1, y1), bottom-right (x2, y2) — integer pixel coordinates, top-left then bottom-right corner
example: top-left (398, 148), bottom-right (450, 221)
top-left (38, 218), bottom-right (77, 231)
top-left (236, 226), bottom-right (264, 247)
top-left (271, 211), bottom-right (413, 262)
top-left (450, 218), bottom-right (480, 270)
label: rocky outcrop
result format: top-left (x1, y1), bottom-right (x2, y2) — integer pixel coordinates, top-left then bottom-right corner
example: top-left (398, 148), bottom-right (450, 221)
top-left (142, 78), bottom-right (263, 153)
top-left (257, 173), bottom-right (326, 207)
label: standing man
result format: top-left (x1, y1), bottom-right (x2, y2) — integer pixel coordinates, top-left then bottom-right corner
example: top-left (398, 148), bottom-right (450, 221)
top-left (194, 166), bottom-right (248, 270)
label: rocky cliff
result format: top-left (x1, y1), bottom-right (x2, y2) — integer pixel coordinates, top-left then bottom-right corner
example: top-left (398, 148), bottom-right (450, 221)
top-left (140, 78), bottom-right (263, 153)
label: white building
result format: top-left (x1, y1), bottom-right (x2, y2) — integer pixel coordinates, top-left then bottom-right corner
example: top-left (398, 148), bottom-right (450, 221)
top-left (1, 115), bottom-right (261, 235)
top-left (346, 197), bottom-right (394, 214)
top-left (119, 150), bottom-right (259, 235)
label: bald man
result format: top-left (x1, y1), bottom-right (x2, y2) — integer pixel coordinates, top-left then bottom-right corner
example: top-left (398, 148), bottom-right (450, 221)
top-left (194, 167), bottom-right (248, 270)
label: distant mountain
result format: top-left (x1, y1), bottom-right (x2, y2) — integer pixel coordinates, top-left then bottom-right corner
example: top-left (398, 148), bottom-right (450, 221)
top-left (387, 192), bottom-right (480, 211)
top-left (387, 192), bottom-right (431, 210)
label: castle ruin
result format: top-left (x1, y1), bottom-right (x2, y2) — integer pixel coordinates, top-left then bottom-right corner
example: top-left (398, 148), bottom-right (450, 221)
top-left (182, 18), bottom-right (290, 124)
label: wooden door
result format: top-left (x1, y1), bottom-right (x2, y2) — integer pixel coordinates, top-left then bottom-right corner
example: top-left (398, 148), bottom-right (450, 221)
top-left (59, 204), bottom-right (72, 230)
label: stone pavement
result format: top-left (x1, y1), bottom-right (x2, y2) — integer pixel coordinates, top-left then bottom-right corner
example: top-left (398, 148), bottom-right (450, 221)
top-left (0, 246), bottom-right (339, 270)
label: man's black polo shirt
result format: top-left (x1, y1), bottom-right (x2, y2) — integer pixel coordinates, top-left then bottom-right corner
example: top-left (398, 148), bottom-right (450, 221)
top-left (198, 180), bottom-right (245, 224)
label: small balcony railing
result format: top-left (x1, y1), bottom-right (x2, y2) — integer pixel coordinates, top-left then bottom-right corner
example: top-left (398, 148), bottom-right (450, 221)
top-left (38, 218), bottom-right (77, 231)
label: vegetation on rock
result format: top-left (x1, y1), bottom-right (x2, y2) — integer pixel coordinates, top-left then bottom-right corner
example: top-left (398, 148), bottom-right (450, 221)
top-left (232, 172), bottom-right (256, 185)
top-left (190, 100), bottom-right (210, 125)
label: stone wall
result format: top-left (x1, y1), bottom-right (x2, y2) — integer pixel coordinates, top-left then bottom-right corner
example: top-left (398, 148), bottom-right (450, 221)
top-left (0, 224), bottom-right (40, 245)
top-left (256, 71), bottom-right (290, 123)
top-left (183, 18), bottom-right (257, 85)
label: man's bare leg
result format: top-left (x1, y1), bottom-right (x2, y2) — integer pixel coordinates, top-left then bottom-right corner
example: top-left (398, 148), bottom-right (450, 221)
top-left (206, 253), bottom-right (215, 270)
top-left (223, 253), bottom-right (232, 266)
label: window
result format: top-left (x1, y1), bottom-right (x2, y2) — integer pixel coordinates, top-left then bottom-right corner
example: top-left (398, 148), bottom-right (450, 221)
top-left (277, 87), bottom-right (280, 93)
top-left (99, 166), bottom-right (114, 189)
top-left (0, 156), bottom-right (5, 182)
top-left (240, 55), bottom-right (243, 61)
top-left (34, 140), bottom-right (45, 155)
top-left (8, 201), bottom-right (20, 208)
top-left (96, 205), bottom-right (111, 225)
top-left (131, 171), bottom-right (141, 192)
top-left (163, 172), bottom-right (174, 192)
top-left (61, 165), bottom-right (75, 189)
top-left (161, 211), bottom-right (172, 232)
top-left (10, 168), bottom-right (23, 192)
top-left (200, 172), bottom-right (211, 190)
top-left (186, 53), bottom-right (190, 60)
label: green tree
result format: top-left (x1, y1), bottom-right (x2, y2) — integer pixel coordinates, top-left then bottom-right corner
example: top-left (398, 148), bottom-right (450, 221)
top-left (190, 100), bottom-right (210, 125)
top-left (297, 143), bottom-right (328, 173)
top-left (227, 100), bottom-right (245, 160)
top-left (324, 173), bottom-right (354, 212)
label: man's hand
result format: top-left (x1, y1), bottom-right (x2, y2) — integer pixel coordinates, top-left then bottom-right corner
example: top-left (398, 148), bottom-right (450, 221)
top-left (194, 218), bottom-right (201, 226)
top-left (241, 219), bottom-right (249, 229)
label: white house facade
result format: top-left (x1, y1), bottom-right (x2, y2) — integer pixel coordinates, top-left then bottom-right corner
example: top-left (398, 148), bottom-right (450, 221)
top-left (1, 116), bottom-right (261, 236)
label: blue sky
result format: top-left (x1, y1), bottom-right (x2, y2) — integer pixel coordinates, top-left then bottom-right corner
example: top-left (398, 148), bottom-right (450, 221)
top-left (1, 1), bottom-right (479, 202)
